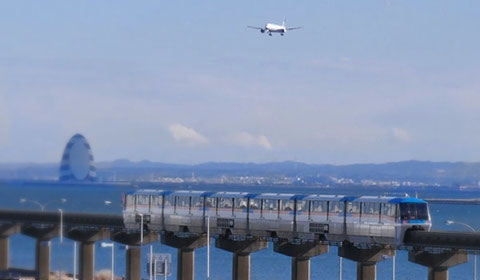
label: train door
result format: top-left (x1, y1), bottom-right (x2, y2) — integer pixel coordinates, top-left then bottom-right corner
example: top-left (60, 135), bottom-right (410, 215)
top-left (328, 201), bottom-right (344, 223)
top-left (380, 203), bottom-right (396, 224)
top-left (295, 199), bottom-right (309, 223)
top-left (190, 196), bottom-right (203, 217)
top-left (310, 201), bottom-right (328, 222)
top-left (234, 197), bottom-right (248, 218)
top-left (163, 195), bottom-right (175, 216)
top-left (248, 198), bottom-right (262, 222)
top-left (125, 194), bottom-right (135, 212)
top-left (346, 202), bottom-right (361, 222)
top-left (217, 197), bottom-right (234, 218)
top-left (361, 202), bottom-right (380, 223)
top-left (204, 196), bottom-right (216, 218)
top-left (261, 199), bottom-right (279, 220)
top-left (136, 194), bottom-right (150, 213)
top-left (175, 195), bottom-right (190, 216)
top-left (279, 199), bottom-right (295, 220)
top-left (150, 195), bottom-right (162, 215)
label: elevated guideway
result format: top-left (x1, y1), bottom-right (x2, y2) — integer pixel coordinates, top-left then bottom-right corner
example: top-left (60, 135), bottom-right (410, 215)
top-left (0, 209), bottom-right (478, 280)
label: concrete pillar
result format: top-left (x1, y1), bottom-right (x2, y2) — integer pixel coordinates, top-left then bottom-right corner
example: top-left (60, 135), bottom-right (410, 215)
top-left (126, 246), bottom-right (141, 280)
top-left (408, 250), bottom-right (468, 280)
top-left (177, 248), bottom-right (195, 280)
top-left (111, 231), bottom-right (158, 280)
top-left (291, 257), bottom-right (310, 280)
top-left (357, 262), bottom-right (376, 280)
top-left (274, 241), bottom-right (329, 280)
top-left (338, 244), bottom-right (394, 280)
top-left (0, 224), bottom-right (20, 271)
top-left (233, 253), bottom-right (250, 280)
top-left (79, 242), bottom-right (95, 280)
top-left (67, 228), bottom-right (111, 280)
top-left (215, 237), bottom-right (268, 280)
top-left (161, 233), bottom-right (208, 280)
top-left (428, 267), bottom-right (448, 280)
top-left (36, 239), bottom-right (51, 280)
top-left (0, 236), bottom-right (8, 270)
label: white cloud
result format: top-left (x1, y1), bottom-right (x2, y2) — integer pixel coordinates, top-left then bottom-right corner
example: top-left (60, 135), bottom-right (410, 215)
top-left (392, 128), bottom-right (411, 143)
top-left (168, 123), bottom-right (208, 145)
top-left (231, 132), bottom-right (272, 150)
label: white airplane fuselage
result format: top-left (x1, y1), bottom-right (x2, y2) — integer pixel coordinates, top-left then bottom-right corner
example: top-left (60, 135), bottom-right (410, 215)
top-left (264, 23), bottom-right (286, 34)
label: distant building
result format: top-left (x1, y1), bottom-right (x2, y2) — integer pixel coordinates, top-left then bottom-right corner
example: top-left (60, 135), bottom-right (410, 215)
top-left (59, 134), bottom-right (96, 181)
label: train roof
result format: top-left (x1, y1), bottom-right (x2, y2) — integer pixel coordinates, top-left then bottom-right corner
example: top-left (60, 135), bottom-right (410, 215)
top-left (255, 193), bottom-right (296, 200)
top-left (210, 192), bottom-right (251, 198)
top-left (388, 197), bottom-right (427, 204)
top-left (126, 189), bottom-right (167, 195)
top-left (171, 190), bottom-right (206, 197)
top-left (127, 190), bottom-right (428, 204)
top-left (301, 194), bottom-right (345, 201)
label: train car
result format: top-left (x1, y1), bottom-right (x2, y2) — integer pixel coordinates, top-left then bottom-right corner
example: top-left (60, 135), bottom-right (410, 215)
top-left (163, 190), bottom-right (207, 233)
top-left (248, 193), bottom-right (297, 239)
top-left (294, 194), bottom-right (345, 240)
top-left (123, 189), bottom-right (166, 232)
top-left (206, 192), bottom-right (250, 236)
top-left (123, 190), bottom-right (431, 245)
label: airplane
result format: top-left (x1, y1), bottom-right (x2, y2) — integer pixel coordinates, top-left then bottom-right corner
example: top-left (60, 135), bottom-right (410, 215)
top-left (248, 19), bottom-right (302, 36)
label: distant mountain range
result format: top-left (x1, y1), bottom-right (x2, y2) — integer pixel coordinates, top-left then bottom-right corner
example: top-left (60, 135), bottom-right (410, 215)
top-left (1, 160), bottom-right (480, 186)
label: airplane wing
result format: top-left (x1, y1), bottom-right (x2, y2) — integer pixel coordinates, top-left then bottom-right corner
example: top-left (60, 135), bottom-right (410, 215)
top-left (286, 26), bottom-right (302, 31)
top-left (247, 26), bottom-right (263, 30)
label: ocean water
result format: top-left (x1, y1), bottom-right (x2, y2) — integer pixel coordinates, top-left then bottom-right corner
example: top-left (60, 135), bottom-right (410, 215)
top-left (1, 181), bottom-right (479, 279)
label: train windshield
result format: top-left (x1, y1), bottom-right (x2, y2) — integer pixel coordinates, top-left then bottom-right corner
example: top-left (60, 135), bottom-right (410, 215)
top-left (399, 203), bottom-right (428, 220)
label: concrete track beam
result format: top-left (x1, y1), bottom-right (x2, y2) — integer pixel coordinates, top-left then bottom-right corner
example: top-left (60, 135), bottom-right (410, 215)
top-left (215, 237), bottom-right (268, 280)
top-left (338, 244), bottom-right (395, 280)
top-left (408, 250), bottom-right (468, 280)
top-left (274, 241), bottom-right (329, 280)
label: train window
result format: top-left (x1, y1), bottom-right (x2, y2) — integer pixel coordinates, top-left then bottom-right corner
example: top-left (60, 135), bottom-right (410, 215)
top-left (151, 195), bottom-right (162, 206)
top-left (311, 201), bottom-right (327, 213)
top-left (400, 203), bottom-right (428, 220)
top-left (218, 198), bottom-right (233, 209)
top-left (235, 198), bottom-right (248, 209)
top-left (382, 203), bottom-right (396, 217)
top-left (137, 195), bottom-right (149, 205)
top-left (126, 195), bottom-right (135, 207)
top-left (296, 200), bottom-right (308, 212)
top-left (249, 199), bottom-right (261, 210)
top-left (191, 196), bottom-right (203, 208)
top-left (205, 197), bottom-right (216, 209)
top-left (280, 200), bottom-right (294, 211)
top-left (263, 199), bottom-right (278, 211)
top-left (363, 202), bottom-right (379, 215)
top-left (176, 196), bottom-right (190, 208)
top-left (329, 201), bottom-right (343, 214)
top-left (347, 202), bottom-right (360, 214)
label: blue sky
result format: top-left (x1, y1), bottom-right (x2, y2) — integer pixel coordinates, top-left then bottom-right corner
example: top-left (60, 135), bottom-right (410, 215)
top-left (1, 0), bottom-right (480, 164)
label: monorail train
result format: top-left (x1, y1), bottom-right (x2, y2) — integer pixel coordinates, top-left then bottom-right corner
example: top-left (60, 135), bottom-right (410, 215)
top-left (123, 190), bottom-right (431, 245)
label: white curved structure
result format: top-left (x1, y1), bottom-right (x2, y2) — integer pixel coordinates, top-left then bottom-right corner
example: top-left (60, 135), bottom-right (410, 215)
top-left (59, 134), bottom-right (96, 181)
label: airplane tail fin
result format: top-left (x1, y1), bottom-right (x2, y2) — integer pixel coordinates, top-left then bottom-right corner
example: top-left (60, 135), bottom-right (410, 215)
top-left (282, 17), bottom-right (287, 27)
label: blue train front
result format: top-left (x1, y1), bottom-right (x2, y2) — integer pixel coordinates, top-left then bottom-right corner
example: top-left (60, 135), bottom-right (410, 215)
top-left (123, 190), bottom-right (431, 245)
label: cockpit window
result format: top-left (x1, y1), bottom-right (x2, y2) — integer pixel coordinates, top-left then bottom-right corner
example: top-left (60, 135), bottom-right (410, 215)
top-left (400, 203), bottom-right (428, 220)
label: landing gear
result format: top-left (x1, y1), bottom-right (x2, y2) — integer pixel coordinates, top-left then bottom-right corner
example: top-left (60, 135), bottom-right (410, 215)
top-left (268, 33), bottom-right (272, 36)
top-left (280, 33), bottom-right (284, 36)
